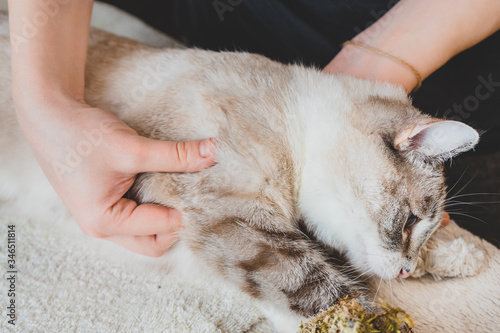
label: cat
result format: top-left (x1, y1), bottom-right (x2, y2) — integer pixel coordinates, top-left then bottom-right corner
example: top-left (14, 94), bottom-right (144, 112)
top-left (0, 14), bottom-right (480, 332)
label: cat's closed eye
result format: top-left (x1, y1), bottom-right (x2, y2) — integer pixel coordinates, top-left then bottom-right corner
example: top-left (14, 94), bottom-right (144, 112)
top-left (404, 213), bottom-right (420, 230)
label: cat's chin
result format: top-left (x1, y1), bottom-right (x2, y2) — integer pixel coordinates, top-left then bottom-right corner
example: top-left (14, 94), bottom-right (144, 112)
top-left (348, 235), bottom-right (401, 280)
top-left (349, 259), bottom-right (398, 280)
top-left (368, 258), bottom-right (404, 280)
top-left (376, 269), bottom-right (400, 280)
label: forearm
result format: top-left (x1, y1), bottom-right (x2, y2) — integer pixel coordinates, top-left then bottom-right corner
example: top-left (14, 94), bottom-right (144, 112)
top-left (6, 1), bottom-right (215, 256)
top-left (8, 0), bottom-right (93, 108)
top-left (324, 0), bottom-right (500, 92)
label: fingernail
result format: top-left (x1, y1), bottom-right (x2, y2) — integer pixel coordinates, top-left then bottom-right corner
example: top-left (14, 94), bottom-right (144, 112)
top-left (199, 138), bottom-right (215, 158)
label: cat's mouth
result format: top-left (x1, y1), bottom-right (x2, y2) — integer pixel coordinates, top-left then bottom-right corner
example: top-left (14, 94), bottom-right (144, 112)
top-left (398, 267), bottom-right (413, 279)
top-left (354, 235), bottom-right (414, 280)
top-left (397, 259), bottom-right (418, 279)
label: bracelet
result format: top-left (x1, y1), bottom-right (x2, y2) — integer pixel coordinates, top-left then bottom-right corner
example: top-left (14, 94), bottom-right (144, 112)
top-left (342, 40), bottom-right (422, 93)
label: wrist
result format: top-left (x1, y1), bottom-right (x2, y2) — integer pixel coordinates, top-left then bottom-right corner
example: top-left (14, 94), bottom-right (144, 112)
top-left (324, 43), bottom-right (419, 94)
top-left (11, 80), bottom-right (87, 116)
top-left (324, 0), bottom-right (479, 93)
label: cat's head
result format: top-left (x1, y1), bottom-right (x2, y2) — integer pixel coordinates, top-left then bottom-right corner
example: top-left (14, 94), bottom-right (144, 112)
top-left (299, 81), bottom-right (479, 280)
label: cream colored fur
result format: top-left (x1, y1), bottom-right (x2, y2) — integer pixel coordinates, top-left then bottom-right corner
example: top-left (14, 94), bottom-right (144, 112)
top-left (0, 3), bottom-right (496, 332)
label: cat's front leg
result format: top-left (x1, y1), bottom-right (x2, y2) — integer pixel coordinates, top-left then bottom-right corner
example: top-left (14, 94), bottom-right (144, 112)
top-left (256, 302), bottom-right (305, 333)
top-left (186, 217), bottom-right (372, 332)
top-left (413, 223), bottom-right (485, 279)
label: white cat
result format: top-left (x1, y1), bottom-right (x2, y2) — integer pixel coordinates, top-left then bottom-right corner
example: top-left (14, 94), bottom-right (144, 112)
top-left (0, 14), bottom-right (483, 332)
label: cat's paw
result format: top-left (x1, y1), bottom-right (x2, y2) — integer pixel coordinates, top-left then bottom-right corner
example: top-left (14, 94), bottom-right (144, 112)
top-left (413, 234), bottom-right (485, 280)
top-left (258, 301), bottom-right (305, 333)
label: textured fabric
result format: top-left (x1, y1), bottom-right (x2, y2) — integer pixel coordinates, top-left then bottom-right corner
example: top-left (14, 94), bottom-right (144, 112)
top-left (1, 214), bottom-right (499, 332)
top-left (0, 216), bottom-right (268, 333)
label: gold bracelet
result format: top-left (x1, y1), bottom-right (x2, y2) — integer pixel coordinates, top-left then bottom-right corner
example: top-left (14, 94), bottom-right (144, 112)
top-left (342, 40), bottom-right (422, 93)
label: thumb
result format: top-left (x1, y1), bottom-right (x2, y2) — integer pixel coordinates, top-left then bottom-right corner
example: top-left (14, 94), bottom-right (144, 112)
top-left (128, 136), bottom-right (216, 173)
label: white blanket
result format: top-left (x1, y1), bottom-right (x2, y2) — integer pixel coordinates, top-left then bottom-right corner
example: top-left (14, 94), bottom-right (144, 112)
top-left (0, 2), bottom-right (499, 332)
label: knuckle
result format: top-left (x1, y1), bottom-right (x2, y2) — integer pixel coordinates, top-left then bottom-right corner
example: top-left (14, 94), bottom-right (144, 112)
top-left (174, 141), bottom-right (189, 167)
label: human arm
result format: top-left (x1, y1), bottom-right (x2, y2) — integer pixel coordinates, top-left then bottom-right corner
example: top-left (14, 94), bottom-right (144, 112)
top-left (8, 0), bottom-right (215, 256)
top-left (324, 0), bottom-right (500, 93)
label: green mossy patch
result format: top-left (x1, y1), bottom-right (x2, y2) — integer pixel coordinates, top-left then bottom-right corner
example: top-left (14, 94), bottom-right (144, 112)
top-left (298, 296), bottom-right (414, 333)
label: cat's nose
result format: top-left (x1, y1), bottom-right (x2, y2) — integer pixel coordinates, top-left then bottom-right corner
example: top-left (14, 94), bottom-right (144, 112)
top-left (398, 268), bottom-right (412, 279)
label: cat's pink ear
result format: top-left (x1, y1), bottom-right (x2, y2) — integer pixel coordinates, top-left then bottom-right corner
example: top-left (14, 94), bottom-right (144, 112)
top-left (394, 120), bottom-right (479, 162)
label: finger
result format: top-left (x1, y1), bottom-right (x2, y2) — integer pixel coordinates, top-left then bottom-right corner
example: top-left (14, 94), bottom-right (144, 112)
top-left (440, 211), bottom-right (450, 227)
top-left (107, 232), bottom-right (180, 257)
top-left (99, 198), bottom-right (183, 236)
top-left (123, 136), bottom-right (216, 174)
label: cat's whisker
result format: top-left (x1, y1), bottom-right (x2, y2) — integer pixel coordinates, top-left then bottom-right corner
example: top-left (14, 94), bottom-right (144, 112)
top-left (448, 212), bottom-right (489, 225)
top-left (372, 265), bottom-right (387, 303)
top-left (389, 277), bottom-right (394, 305)
top-left (343, 273), bottom-right (373, 286)
top-left (442, 206), bottom-right (468, 212)
top-left (295, 228), bottom-right (312, 241)
top-left (340, 268), bottom-right (363, 276)
top-left (445, 200), bottom-right (500, 209)
top-left (339, 264), bottom-right (357, 270)
top-left (445, 203), bottom-right (484, 211)
top-left (324, 255), bottom-right (346, 264)
top-left (442, 210), bottom-right (469, 218)
top-left (446, 172), bottom-right (477, 199)
top-left (348, 271), bottom-right (372, 284)
top-left (397, 277), bottom-right (406, 286)
top-left (349, 270), bottom-right (371, 278)
top-left (445, 192), bottom-right (500, 202)
top-left (373, 277), bottom-right (383, 303)
top-left (358, 251), bottom-right (387, 259)
top-left (446, 167), bottom-right (469, 196)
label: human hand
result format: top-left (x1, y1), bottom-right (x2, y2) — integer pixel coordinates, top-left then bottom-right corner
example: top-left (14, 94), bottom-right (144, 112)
top-left (17, 98), bottom-right (215, 257)
top-left (323, 0), bottom-right (500, 93)
top-left (8, 0), bottom-right (215, 257)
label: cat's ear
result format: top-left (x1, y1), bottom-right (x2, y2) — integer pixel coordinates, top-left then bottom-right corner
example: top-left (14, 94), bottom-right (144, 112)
top-left (394, 120), bottom-right (479, 162)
